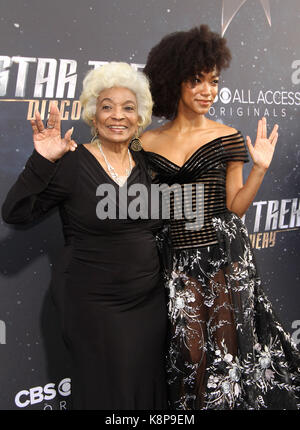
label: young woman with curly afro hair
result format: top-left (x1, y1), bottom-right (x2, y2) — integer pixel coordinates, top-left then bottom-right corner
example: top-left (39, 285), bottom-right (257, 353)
top-left (140, 25), bottom-right (300, 410)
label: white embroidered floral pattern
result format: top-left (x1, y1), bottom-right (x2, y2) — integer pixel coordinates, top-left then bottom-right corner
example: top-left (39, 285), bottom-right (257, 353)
top-left (162, 213), bottom-right (300, 410)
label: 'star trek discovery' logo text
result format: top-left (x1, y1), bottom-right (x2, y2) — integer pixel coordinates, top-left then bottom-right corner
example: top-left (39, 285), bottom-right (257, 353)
top-left (0, 56), bottom-right (144, 120)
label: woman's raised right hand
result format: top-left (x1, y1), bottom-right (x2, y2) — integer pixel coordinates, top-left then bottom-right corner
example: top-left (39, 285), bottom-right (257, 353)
top-left (30, 102), bottom-right (77, 162)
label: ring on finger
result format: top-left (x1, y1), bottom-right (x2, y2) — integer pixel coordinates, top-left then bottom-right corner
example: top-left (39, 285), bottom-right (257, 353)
top-left (46, 124), bottom-right (55, 129)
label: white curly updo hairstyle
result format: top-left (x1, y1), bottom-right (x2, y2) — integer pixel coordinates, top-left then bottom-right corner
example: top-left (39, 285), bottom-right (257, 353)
top-left (80, 62), bottom-right (153, 136)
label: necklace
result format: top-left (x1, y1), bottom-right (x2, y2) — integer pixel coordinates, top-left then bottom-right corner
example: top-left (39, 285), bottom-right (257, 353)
top-left (96, 140), bottom-right (133, 186)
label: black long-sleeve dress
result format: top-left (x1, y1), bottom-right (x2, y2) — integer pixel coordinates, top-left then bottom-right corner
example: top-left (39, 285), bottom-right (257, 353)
top-left (144, 131), bottom-right (300, 410)
top-left (2, 145), bottom-right (168, 410)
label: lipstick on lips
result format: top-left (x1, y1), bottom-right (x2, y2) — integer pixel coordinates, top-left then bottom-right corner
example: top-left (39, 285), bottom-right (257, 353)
top-left (197, 99), bottom-right (211, 107)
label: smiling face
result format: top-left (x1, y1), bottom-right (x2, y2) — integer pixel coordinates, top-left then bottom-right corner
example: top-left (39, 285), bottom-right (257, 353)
top-left (93, 86), bottom-right (139, 145)
top-left (178, 69), bottom-right (219, 116)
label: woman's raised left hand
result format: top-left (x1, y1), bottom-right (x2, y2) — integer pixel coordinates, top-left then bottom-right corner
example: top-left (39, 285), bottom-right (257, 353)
top-left (246, 117), bottom-right (278, 172)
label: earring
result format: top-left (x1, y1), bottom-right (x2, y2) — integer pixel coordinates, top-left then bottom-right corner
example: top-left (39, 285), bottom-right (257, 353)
top-left (130, 137), bottom-right (142, 151)
top-left (91, 132), bottom-right (99, 144)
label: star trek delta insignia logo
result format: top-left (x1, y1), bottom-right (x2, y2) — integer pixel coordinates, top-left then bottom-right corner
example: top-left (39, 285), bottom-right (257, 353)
top-left (222, 0), bottom-right (272, 36)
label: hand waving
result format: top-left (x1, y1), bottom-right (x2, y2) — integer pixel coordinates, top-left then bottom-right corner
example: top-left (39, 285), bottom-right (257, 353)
top-left (30, 102), bottom-right (77, 162)
top-left (246, 117), bottom-right (278, 172)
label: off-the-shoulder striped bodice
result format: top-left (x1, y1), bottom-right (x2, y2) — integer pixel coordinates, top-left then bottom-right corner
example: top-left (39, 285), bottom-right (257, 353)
top-left (143, 131), bottom-right (249, 249)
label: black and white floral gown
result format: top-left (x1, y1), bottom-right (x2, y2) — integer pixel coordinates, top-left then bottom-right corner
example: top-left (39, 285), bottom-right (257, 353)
top-left (143, 131), bottom-right (300, 410)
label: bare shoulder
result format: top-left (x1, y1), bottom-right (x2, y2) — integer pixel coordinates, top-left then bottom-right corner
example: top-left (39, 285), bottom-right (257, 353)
top-left (140, 128), bottom-right (158, 143)
top-left (140, 124), bottom-right (169, 151)
top-left (206, 119), bottom-right (238, 137)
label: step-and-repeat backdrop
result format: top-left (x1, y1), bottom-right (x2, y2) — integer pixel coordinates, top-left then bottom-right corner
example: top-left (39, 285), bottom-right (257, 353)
top-left (0, 0), bottom-right (299, 410)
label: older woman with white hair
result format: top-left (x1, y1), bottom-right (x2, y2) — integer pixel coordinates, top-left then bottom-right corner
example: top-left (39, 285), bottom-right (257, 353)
top-left (2, 62), bottom-right (168, 410)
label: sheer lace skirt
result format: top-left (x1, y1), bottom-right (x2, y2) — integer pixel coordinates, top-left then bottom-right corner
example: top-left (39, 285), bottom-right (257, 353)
top-left (158, 212), bottom-right (300, 410)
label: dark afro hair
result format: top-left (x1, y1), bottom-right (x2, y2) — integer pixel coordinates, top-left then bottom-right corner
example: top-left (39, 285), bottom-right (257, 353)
top-left (144, 25), bottom-right (232, 119)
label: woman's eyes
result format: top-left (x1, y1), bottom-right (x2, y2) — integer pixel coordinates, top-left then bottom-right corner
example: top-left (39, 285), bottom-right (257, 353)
top-left (101, 105), bottom-right (135, 111)
top-left (191, 78), bottom-right (219, 85)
